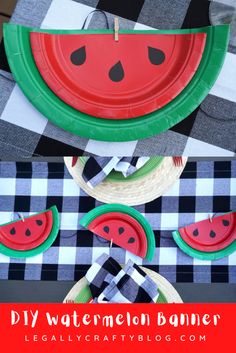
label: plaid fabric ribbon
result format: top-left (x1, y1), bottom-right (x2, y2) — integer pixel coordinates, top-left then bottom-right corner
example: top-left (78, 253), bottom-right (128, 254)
top-left (82, 157), bottom-right (150, 188)
top-left (85, 253), bottom-right (159, 303)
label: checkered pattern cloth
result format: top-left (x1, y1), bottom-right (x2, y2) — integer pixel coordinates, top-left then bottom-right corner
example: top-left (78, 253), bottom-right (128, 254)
top-left (86, 253), bottom-right (159, 303)
top-left (0, 159), bottom-right (236, 283)
top-left (86, 252), bottom-right (122, 297)
top-left (82, 157), bottom-right (150, 187)
top-left (0, 0), bottom-right (236, 157)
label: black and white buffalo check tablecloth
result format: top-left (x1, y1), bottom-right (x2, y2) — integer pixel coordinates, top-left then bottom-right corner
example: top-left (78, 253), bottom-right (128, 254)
top-left (0, 0), bottom-right (236, 157)
top-left (0, 160), bottom-right (236, 283)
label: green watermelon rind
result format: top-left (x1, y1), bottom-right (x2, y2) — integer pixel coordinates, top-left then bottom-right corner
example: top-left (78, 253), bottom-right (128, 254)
top-left (75, 284), bottom-right (167, 303)
top-left (172, 230), bottom-right (236, 261)
top-left (0, 206), bottom-right (59, 258)
top-left (79, 156), bottom-right (164, 182)
top-left (3, 24), bottom-right (229, 141)
top-left (79, 204), bottom-right (155, 261)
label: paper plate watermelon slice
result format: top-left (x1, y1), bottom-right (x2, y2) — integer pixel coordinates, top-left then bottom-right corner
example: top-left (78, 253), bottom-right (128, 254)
top-left (30, 31), bottom-right (206, 119)
top-left (79, 204), bottom-right (155, 260)
top-left (172, 211), bottom-right (236, 260)
top-left (3, 24), bottom-right (229, 141)
top-left (0, 206), bottom-right (59, 258)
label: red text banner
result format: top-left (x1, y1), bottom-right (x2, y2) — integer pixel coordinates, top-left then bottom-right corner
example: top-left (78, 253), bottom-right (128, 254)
top-left (0, 303), bottom-right (234, 353)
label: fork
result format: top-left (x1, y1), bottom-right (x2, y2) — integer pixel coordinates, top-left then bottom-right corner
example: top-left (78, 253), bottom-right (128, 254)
top-left (71, 157), bottom-right (78, 167)
top-left (172, 156), bottom-right (183, 167)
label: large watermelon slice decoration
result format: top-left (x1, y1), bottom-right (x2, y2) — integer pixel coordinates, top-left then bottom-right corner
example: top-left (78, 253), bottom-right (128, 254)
top-left (30, 31), bottom-right (206, 119)
top-left (79, 204), bottom-right (155, 260)
top-left (172, 211), bottom-right (236, 260)
top-left (3, 24), bottom-right (229, 141)
top-left (0, 206), bottom-right (59, 258)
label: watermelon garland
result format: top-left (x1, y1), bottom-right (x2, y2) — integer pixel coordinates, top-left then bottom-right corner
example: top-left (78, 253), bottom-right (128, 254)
top-left (80, 204), bottom-right (156, 260)
top-left (0, 206), bottom-right (59, 258)
top-left (172, 211), bottom-right (236, 260)
top-left (3, 24), bottom-right (229, 141)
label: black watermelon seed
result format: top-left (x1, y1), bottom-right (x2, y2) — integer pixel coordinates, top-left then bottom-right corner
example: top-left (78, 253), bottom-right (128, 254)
top-left (148, 47), bottom-right (165, 65)
top-left (210, 230), bottom-right (216, 238)
top-left (109, 61), bottom-right (124, 82)
top-left (10, 227), bottom-right (16, 235)
top-left (25, 229), bottom-right (31, 236)
top-left (118, 227), bottom-right (124, 235)
top-left (222, 220), bottom-right (230, 226)
top-left (193, 229), bottom-right (199, 236)
top-left (128, 237), bottom-right (135, 244)
top-left (36, 220), bottom-right (43, 226)
top-left (70, 46), bottom-right (86, 65)
top-left (103, 226), bottom-right (109, 234)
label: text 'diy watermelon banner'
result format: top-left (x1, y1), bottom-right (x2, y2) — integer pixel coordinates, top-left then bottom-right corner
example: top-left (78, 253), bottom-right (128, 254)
top-left (0, 303), bottom-right (234, 353)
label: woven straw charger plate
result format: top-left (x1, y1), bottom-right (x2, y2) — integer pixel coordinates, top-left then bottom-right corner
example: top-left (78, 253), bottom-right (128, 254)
top-left (63, 267), bottom-right (183, 304)
top-left (64, 157), bottom-right (187, 206)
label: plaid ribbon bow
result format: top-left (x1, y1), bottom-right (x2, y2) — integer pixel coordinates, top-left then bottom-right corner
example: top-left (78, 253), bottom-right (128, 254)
top-left (85, 253), bottom-right (159, 303)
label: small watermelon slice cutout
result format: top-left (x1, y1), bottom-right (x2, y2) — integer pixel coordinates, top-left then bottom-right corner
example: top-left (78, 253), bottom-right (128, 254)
top-left (79, 204), bottom-right (155, 260)
top-left (88, 212), bottom-right (148, 258)
top-left (172, 211), bottom-right (236, 260)
top-left (0, 206), bottom-right (59, 258)
top-left (3, 24), bottom-right (229, 141)
top-left (0, 210), bottom-right (53, 250)
top-left (30, 32), bottom-right (206, 119)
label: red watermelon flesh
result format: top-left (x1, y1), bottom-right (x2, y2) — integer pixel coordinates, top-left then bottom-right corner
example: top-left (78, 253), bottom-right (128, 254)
top-left (88, 212), bottom-right (147, 258)
top-left (0, 210), bottom-right (53, 251)
top-left (179, 212), bottom-right (236, 252)
top-left (30, 32), bottom-right (206, 119)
